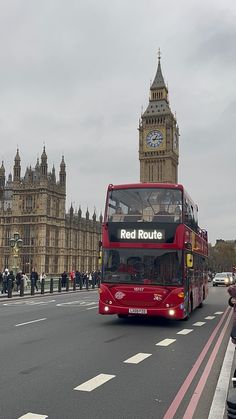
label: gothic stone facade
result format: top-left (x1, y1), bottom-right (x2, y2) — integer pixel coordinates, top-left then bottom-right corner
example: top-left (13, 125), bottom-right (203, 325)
top-left (0, 148), bottom-right (102, 275)
top-left (139, 52), bottom-right (179, 183)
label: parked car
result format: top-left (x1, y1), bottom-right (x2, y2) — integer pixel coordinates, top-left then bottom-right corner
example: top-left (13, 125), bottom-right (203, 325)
top-left (212, 272), bottom-right (234, 287)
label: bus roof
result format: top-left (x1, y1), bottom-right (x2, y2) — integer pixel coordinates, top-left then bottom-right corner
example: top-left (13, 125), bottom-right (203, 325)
top-left (108, 183), bottom-right (184, 191)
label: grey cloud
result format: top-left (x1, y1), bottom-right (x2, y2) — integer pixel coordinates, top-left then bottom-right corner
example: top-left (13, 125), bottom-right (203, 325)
top-left (0, 0), bottom-right (236, 243)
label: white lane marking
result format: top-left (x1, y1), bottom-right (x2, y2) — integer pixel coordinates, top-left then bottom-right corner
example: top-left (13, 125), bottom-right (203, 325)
top-left (193, 322), bottom-right (206, 326)
top-left (18, 413), bottom-right (48, 418)
top-left (205, 316), bottom-right (215, 320)
top-left (124, 353), bottom-right (152, 364)
top-left (3, 300), bottom-right (55, 306)
top-left (74, 373), bottom-right (116, 392)
top-left (15, 318), bottom-right (47, 327)
top-left (208, 339), bottom-right (235, 419)
top-left (86, 306), bottom-right (98, 310)
top-left (56, 301), bottom-right (80, 306)
top-left (214, 311), bottom-right (223, 315)
top-left (26, 300), bottom-right (55, 305)
top-left (56, 300), bottom-right (96, 307)
top-left (177, 329), bottom-right (193, 335)
top-left (156, 339), bottom-right (176, 347)
top-left (3, 300), bottom-right (32, 306)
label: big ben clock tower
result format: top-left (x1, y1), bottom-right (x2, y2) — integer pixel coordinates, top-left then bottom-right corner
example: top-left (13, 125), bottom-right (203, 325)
top-left (139, 51), bottom-right (179, 183)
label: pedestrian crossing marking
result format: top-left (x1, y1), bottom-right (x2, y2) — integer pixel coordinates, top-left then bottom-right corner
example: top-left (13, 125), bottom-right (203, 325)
top-left (74, 373), bottom-right (116, 392)
top-left (205, 316), bottom-right (215, 320)
top-left (193, 322), bottom-right (205, 326)
top-left (156, 338), bottom-right (176, 346)
top-left (124, 353), bottom-right (152, 364)
top-left (214, 311), bottom-right (223, 315)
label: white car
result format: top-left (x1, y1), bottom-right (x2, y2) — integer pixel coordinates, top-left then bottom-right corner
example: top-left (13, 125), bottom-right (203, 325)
top-left (212, 272), bottom-right (234, 287)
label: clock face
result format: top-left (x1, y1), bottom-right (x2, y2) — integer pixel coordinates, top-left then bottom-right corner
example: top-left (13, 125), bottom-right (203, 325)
top-left (146, 130), bottom-right (163, 148)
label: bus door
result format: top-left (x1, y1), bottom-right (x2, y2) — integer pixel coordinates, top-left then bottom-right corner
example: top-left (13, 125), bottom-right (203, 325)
top-left (185, 251), bottom-right (194, 313)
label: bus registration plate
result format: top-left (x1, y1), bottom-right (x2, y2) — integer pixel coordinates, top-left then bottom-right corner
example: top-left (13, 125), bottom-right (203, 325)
top-left (129, 308), bottom-right (147, 314)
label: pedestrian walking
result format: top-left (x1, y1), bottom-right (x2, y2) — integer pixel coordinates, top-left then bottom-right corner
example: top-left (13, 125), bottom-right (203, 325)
top-left (75, 270), bottom-right (80, 287)
top-left (30, 268), bottom-right (39, 291)
top-left (22, 272), bottom-right (30, 290)
top-left (8, 270), bottom-right (15, 292)
top-left (70, 270), bottom-right (75, 282)
top-left (16, 271), bottom-right (22, 292)
top-left (61, 271), bottom-right (67, 287)
top-left (40, 272), bottom-right (46, 283)
top-left (2, 269), bottom-right (9, 294)
top-left (88, 272), bottom-right (92, 287)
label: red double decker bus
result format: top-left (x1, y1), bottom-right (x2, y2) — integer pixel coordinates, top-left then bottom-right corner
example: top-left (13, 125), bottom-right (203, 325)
top-left (99, 183), bottom-right (208, 320)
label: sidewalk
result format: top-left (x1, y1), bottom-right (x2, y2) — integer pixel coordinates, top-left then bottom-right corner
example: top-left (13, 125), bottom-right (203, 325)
top-left (209, 338), bottom-right (235, 418)
top-left (0, 285), bottom-right (98, 300)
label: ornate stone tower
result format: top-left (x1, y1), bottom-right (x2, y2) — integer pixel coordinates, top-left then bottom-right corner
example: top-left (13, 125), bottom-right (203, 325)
top-left (139, 51), bottom-right (179, 183)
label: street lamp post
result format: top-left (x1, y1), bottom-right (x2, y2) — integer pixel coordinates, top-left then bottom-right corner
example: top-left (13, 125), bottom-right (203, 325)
top-left (10, 232), bottom-right (23, 276)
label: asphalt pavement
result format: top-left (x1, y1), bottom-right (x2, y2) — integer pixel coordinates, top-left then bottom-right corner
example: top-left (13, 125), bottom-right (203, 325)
top-left (0, 284), bottom-right (234, 419)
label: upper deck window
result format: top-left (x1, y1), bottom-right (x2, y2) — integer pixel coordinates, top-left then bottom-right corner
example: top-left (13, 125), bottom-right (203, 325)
top-left (107, 188), bottom-right (183, 223)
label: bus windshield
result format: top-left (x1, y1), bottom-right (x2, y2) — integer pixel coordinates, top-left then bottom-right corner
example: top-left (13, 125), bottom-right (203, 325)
top-left (103, 248), bottom-right (183, 286)
top-left (107, 188), bottom-right (182, 223)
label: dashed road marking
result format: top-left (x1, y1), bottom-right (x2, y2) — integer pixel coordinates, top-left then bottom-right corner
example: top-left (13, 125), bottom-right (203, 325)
top-left (74, 373), bottom-right (116, 392)
top-left (177, 329), bottom-right (193, 335)
top-left (56, 300), bottom-right (97, 307)
top-left (26, 300), bottom-right (56, 305)
top-left (15, 318), bottom-right (47, 327)
top-left (156, 338), bottom-right (176, 347)
top-left (124, 353), bottom-right (152, 364)
top-left (56, 301), bottom-right (80, 306)
top-left (86, 305), bottom-right (98, 310)
top-left (205, 316), bottom-right (215, 320)
top-left (214, 311), bottom-right (223, 315)
top-left (4, 299), bottom-right (55, 306)
top-left (193, 322), bottom-right (206, 326)
top-left (18, 413), bottom-right (48, 418)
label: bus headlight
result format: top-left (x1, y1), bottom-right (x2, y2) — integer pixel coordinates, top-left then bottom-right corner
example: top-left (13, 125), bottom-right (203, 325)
top-left (169, 309), bottom-right (175, 316)
top-left (104, 306), bottom-right (110, 312)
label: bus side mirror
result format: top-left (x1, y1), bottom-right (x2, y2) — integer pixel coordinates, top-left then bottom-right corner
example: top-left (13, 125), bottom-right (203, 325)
top-left (186, 253), bottom-right (193, 268)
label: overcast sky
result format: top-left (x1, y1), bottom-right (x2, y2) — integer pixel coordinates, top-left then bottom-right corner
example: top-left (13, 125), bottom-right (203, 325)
top-left (0, 0), bottom-right (235, 245)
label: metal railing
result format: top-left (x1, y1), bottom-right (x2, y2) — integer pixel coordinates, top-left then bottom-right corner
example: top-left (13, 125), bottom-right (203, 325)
top-left (0, 276), bottom-right (100, 298)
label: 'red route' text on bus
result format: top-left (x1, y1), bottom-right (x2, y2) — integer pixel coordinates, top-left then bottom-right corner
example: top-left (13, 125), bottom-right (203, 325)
top-left (99, 183), bottom-right (208, 320)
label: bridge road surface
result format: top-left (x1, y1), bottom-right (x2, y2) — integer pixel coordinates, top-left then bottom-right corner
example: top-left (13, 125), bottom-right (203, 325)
top-left (0, 285), bottom-right (233, 419)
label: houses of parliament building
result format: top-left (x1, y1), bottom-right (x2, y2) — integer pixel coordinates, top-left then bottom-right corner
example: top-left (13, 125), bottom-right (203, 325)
top-left (0, 52), bottom-right (178, 276)
top-left (0, 148), bottom-right (102, 275)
